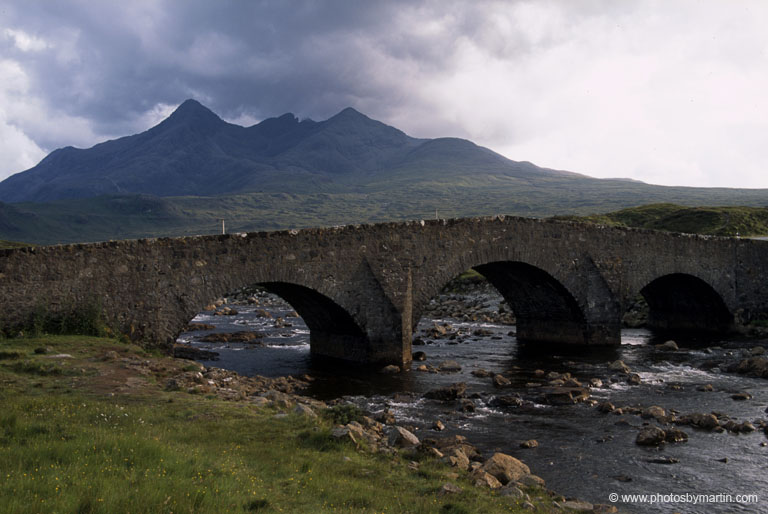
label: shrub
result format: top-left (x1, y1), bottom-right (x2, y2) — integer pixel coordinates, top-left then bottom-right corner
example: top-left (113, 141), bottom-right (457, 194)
top-left (322, 403), bottom-right (365, 425)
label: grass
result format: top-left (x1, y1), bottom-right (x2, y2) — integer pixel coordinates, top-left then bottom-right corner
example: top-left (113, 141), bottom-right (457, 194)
top-left (0, 335), bottom-right (558, 513)
top-left (0, 239), bottom-right (32, 250)
top-left (554, 203), bottom-right (768, 237)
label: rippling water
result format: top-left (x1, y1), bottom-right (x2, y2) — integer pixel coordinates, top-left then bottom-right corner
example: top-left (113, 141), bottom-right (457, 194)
top-left (178, 302), bottom-right (768, 514)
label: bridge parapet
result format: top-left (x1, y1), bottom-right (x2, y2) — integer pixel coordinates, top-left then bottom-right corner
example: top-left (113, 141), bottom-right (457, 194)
top-left (1, 216), bottom-right (767, 365)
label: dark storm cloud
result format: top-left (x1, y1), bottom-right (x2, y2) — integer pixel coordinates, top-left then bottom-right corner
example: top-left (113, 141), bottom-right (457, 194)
top-left (3, 0), bottom-right (470, 137)
top-left (3, 0), bottom-right (768, 187)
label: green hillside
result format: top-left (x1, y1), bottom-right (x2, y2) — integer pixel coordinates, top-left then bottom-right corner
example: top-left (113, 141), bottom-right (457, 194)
top-left (2, 99), bottom-right (768, 245)
top-left (554, 203), bottom-right (768, 237)
top-left (0, 240), bottom-right (32, 250)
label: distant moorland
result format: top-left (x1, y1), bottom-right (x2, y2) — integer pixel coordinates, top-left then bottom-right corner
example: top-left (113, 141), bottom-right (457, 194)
top-left (1, 100), bottom-right (767, 245)
top-left (555, 203), bottom-right (768, 237)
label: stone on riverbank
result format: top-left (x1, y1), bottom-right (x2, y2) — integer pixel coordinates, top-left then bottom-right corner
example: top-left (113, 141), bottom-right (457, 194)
top-left (656, 340), bottom-right (679, 351)
top-left (424, 382), bottom-right (467, 401)
top-left (481, 452), bottom-right (531, 485)
top-left (438, 360), bottom-right (462, 372)
top-left (388, 426), bottom-right (420, 448)
top-left (636, 426), bottom-right (666, 446)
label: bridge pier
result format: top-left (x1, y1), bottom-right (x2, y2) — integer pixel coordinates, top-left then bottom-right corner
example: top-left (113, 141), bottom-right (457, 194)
top-left (309, 330), bottom-right (411, 367)
top-left (516, 319), bottom-right (621, 346)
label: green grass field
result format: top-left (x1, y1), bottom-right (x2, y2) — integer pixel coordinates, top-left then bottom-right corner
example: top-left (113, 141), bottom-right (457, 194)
top-left (0, 336), bottom-right (560, 513)
top-left (554, 203), bottom-right (768, 237)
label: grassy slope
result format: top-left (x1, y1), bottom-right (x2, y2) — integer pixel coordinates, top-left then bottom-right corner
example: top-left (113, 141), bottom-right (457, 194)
top-left (0, 336), bottom-right (558, 513)
top-left (554, 203), bottom-right (768, 237)
top-left (4, 176), bottom-right (768, 245)
top-left (0, 240), bottom-right (32, 250)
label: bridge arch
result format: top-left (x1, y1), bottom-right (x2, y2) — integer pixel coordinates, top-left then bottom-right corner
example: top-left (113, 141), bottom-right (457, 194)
top-left (258, 282), bottom-right (370, 361)
top-left (183, 276), bottom-right (375, 362)
top-left (637, 273), bottom-right (733, 333)
top-left (414, 257), bottom-right (604, 346)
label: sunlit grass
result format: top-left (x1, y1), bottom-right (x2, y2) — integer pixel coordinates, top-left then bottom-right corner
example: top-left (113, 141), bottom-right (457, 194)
top-left (0, 336), bottom-right (552, 513)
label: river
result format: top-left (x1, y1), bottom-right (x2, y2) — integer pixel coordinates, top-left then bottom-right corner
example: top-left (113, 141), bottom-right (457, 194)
top-left (177, 289), bottom-right (768, 513)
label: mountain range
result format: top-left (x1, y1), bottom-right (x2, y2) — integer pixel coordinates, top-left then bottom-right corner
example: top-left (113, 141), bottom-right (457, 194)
top-left (0, 99), bottom-right (575, 203)
top-left (1, 99), bottom-right (768, 245)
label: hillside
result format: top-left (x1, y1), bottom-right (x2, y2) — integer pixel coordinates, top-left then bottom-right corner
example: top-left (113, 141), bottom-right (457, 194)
top-left (0, 239), bottom-right (32, 250)
top-left (1, 99), bottom-right (768, 245)
top-left (0, 100), bottom-right (580, 203)
top-left (554, 204), bottom-right (768, 237)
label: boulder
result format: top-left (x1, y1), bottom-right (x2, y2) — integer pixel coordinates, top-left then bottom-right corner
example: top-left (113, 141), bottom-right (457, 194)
top-left (471, 470), bottom-right (503, 489)
top-left (173, 345), bottom-right (220, 360)
top-left (471, 368), bottom-right (492, 378)
top-left (627, 373), bottom-right (642, 385)
top-left (438, 360), bottom-right (462, 372)
top-left (543, 387), bottom-right (590, 405)
top-left (641, 406), bottom-right (666, 421)
top-left (636, 426), bottom-right (666, 446)
top-left (424, 382), bottom-right (467, 401)
top-left (678, 412), bottom-right (719, 430)
top-left (518, 474), bottom-right (545, 488)
top-left (443, 448), bottom-right (470, 471)
top-left (609, 360), bottom-right (630, 373)
top-left (589, 378), bottom-right (604, 388)
top-left (492, 374), bottom-right (512, 388)
top-left (293, 404), bottom-right (317, 418)
top-left (733, 357), bottom-right (768, 377)
top-left (559, 500), bottom-right (595, 511)
top-left (596, 401), bottom-right (615, 413)
top-left (498, 483), bottom-right (525, 499)
top-left (387, 426), bottom-right (420, 448)
top-left (331, 427), bottom-right (357, 445)
top-left (520, 439), bottom-right (539, 449)
top-left (380, 365), bottom-right (400, 374)
top-left (481, 452), bottom-right (531, 485)
top-left (412, 351), bottom-right (427, 361)
top-left (438, 483), bottom-right (462, 496)
top-left (490, 395), bottom-right (524, 408)
top-left (664, 428), bottom-right (689, 443)
top-left (656, 340), bottom-right (679, 351)
top-left (374, 409), bottom-right (396, 425)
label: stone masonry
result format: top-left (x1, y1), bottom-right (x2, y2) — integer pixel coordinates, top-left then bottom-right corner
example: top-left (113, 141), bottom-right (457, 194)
top-left (1, 216), bottom-right (767, 366)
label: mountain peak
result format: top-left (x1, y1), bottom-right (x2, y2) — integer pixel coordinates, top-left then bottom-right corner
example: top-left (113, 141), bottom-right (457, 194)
top-left (333, 107), bottom-right (367, 120)
top-left (165, 99), bottom-right (223, 126)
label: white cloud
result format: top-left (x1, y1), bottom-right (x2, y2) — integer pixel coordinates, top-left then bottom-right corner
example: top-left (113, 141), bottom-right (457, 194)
top-left (0, 121), bottom-right (46, 182)
top-left (372, 1), bottom-right (768, 188)
top-left (2, 0), bottom-right (768, 190)
top-left (3, 28), bottom-right (49, 52)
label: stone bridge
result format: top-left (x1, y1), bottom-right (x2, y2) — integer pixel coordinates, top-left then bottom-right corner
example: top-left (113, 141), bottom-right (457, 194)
top-left (2, 216), bottom-right (768, 366)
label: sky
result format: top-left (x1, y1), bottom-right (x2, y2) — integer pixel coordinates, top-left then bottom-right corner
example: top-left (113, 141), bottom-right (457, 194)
top-left (1, 0), bottom-right (767, 188)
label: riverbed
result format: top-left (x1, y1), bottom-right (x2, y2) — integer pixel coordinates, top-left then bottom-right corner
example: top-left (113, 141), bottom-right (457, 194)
top-left (177, 292), bottom-right (768, 514)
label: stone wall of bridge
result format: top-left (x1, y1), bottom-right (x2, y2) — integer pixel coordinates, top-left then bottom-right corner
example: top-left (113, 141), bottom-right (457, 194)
top-left (1, 216), bottom-right (768, 366)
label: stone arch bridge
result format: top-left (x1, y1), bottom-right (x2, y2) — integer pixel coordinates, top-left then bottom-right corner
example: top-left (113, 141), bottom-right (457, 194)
top-left (2, 216), bottom-right (767, 366)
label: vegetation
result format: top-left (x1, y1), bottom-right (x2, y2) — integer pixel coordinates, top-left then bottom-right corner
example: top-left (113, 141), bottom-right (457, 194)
top-left (5, 300), bottom-right (111, 340)
top-left (1, 99), bottom-right (767, 245)
top-left (0, 335), bottom-right (558, 513)
top-left (0, 239), bottom-right (32, 250)
top-left (554, 203), bottom-right (768, 237)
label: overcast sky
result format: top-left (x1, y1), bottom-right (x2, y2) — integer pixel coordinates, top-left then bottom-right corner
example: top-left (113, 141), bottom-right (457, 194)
top-left (1, 0), bottom-right (767, 188)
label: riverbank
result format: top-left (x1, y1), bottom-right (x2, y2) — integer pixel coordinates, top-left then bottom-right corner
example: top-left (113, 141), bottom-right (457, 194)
top-left (0, 335), bottom-right (606, 513)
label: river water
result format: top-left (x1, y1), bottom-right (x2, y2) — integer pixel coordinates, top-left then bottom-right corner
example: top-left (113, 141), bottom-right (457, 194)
top-left (177, 293), bottom-right (768, 514)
